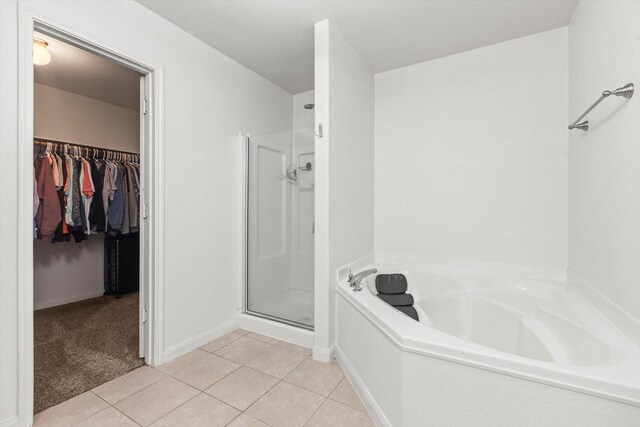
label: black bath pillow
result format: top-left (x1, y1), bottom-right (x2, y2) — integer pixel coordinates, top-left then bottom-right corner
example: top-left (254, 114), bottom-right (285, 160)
top-left (376, 274), bottom-right (408, 294)
top-left (377, 293), bottom-right (414, 307)
top-left (395, 305), bottom-right (420, 321)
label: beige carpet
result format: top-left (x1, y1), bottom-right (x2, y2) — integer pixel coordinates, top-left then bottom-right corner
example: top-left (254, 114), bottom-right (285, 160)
top-left (34, 292), bottom-right (144, 414)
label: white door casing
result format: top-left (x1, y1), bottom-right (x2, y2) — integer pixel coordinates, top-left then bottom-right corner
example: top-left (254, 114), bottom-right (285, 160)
top-left (16, 9), bottom-right (165, 426)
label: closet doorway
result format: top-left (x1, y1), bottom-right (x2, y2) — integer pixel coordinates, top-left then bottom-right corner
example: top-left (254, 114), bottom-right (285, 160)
top-left (32, 31), bottom-right (145, 414)
top-left (19, 17), bottom-right (164, 424)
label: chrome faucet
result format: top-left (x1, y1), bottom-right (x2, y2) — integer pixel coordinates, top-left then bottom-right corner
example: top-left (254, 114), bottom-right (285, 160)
top-left (348, 268), bottom-right (378, 292)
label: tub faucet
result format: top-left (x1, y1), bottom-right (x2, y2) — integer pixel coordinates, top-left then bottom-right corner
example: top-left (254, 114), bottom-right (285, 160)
top-left (348, 268), bottom-right (378, 292)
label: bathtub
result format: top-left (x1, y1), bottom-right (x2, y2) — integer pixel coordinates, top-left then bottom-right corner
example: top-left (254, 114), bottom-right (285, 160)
top-left (335, 263), bottom-right (640, 426)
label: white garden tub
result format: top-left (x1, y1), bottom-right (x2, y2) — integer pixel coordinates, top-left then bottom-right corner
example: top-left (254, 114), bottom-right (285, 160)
top-left (336, 263), bottom-right (640, 426)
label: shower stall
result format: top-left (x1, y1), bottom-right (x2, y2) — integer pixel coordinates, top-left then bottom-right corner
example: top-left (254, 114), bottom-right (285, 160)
top-left (245, 123), bottom-right (315, 329)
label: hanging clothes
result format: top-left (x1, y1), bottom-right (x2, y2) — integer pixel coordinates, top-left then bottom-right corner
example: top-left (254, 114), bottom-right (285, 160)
top-left (70, 158), bottom-right (87, 242)
top-left (35, 154), bottom-right (62, 241)
top-left (54, 155), bottom-right (70, 243)
top-left (33, 168), bottom-right (40, 239)
top-left (88, 159), bottom-right (106, 233)
top-left (80, 157), bottom-right (95, 235)
top-left (125, 163), bottom-right (139, 233)
top-left (108, 162), bottom-right (125, 233)
top-left (33, 140), bottom-right (140, 243)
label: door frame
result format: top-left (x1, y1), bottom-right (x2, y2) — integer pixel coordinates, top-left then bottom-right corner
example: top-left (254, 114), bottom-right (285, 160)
top-left (17, 8), bottom-right (165, 425)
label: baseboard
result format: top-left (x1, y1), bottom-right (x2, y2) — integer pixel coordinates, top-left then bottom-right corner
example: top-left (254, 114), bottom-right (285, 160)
top-left (162, 319), bottom-right (238, 363)
top-left (375, 252), bottom-right (567, 282)
top-left (567, 270), bottom-right (640, 347)
top-left (237, 313), bottom-right (314, 348)
top-left (334, 345), bottom-right (390, 427)
top-left (312, 344), bottom-right (335, 363)
top-left (34, 289), bottom-right (104, 310)
top-left (0, 416), bottom-right (18, 427)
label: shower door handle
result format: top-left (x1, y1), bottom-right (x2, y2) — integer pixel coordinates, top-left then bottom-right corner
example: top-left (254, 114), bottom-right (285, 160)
top-left (312, 221), bottom-right (315, 234)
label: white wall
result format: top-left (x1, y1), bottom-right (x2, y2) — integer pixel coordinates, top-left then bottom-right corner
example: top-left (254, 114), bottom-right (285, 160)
top-left (33, 83), bottom-right (140, 310)
top-left (568, 1), bottom-right (640, 320)
top-left (34, 83), bottom-right (139, 151)
top-left (314, 21), bottom-right (375, 356)
top-left (0, 1), bottom-right (291, 424)
top-left (374, 28), bottom-right (569, 273)
top-left (293, 90), bottom-right (314, 129)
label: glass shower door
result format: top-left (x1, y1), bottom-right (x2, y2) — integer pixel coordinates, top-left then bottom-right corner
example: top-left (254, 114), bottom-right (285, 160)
top-left (246, 128), bottom-right (315, 329)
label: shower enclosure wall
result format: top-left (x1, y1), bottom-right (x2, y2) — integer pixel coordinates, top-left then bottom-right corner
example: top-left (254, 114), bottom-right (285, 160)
top-left (246, 121), bottom-right (315, 329)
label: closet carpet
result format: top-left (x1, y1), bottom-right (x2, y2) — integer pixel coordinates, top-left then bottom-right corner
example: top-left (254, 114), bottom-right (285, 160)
top-left (34, 292), bottom-right (144, 414)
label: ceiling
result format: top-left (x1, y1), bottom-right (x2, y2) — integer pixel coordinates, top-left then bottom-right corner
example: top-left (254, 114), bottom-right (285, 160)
top-left (34, 32), bottom-right (142, 110)
top-left (138, 0), bottom-right (578, 94)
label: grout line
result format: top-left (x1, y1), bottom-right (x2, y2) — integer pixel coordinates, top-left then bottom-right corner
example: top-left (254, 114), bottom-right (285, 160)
top-left (302, 396), bottom-right (328, 427)
top-left (107, 373), bottom-right (176, 408)
top-left (147, 391), bottom-right (205, 425)
top-left (326, 396), bottom-right (368, 415)
top-left (240, 378), bottom-right (282, 420)
top-left (111, 406), bottom-right (142, 426)
top-left (69, 392), bottom-right (141, 427)
top-left (328, 398), bottom-right (374, 424)
top-left (325, 371), bottom-right (346, 397)
top-left (235, 364), bottom-right (282, 383)
top-left (166, 366), bottom-right (240, 393)
top-left (110, 368), bottom-right (167, 405)
top-left (66, 392), bottom-right (110, 426)
top-left (157, 352), bottom-right (209, 376)
top-left (224, 413), bottom-right (243, 426)
top-left (210, 337), bottom-right (275, 365)
top-left (198, 332), bottom-right (244, 354)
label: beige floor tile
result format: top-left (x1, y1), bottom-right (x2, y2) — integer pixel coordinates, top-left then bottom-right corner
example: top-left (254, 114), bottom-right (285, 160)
top-left (276, 341), bottom-right (312, 357)
top-left (74, 406), bottom-right (139, 427)
top-left (200, 332), bottom-right (242, 353)
top-left (204, 366), bottom-right (278, 410)
top-left (34, 391), bottom-right (109, 427)
top-left (246, 332), bottom-right (282, 345)
top-left (329, 377), bottom-right (366, 412)
top-left (234, 328), bottom-right (251, 336)
top-left (227, 413), bottom-right (269, 427)
top-left (150, 393), bottom-right (239, 427)
top-left (214, 337), bottom-right (272, 364)
top-left (171, 353), bottom-right (240, 390)
top-left (245, 346), bottom-right (307, 379)
top-left (305, 399), bottom-right (374, 427)
top-left (157, 348), bottom-right (208, 375)
top-left (244, 382), bottom-right (324, 427)
top-left (93, 366), bottom-right (166, 404)
top-left (283, 359), bottom-right (344, 396)
top-left (114, 377), bottom-right (199, 426)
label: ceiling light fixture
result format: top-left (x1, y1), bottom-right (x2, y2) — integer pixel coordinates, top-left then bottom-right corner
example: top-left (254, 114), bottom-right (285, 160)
top-left (33, 37), bottom-right (51, 65)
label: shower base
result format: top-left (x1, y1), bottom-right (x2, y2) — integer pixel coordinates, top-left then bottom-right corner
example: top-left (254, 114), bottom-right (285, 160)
top-left (249, 288), bottom-right (314, 328)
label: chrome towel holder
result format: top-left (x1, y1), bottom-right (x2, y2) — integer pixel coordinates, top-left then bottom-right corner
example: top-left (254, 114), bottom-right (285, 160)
top-left (568, 82), bottom-right (634, 131)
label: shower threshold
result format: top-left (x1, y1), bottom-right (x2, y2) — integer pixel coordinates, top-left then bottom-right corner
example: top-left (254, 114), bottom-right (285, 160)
top-left (247, 289), bottom-right (314, 330)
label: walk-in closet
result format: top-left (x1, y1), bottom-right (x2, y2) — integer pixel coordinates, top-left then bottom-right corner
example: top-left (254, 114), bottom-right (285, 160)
top-left (32, 32), bottom-right (144, 414)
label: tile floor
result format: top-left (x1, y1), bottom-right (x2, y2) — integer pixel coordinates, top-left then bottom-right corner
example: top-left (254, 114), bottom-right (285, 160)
top-left (33, 329), bottom-right (374, 427)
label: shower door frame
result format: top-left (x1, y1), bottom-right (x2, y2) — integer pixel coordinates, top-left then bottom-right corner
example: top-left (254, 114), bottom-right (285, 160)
top-left (241, 133), bottom-right (314, 331)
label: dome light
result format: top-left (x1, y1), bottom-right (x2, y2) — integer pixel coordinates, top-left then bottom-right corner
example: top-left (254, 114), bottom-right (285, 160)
top-left (33, 38), bottom-right (51, 66)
